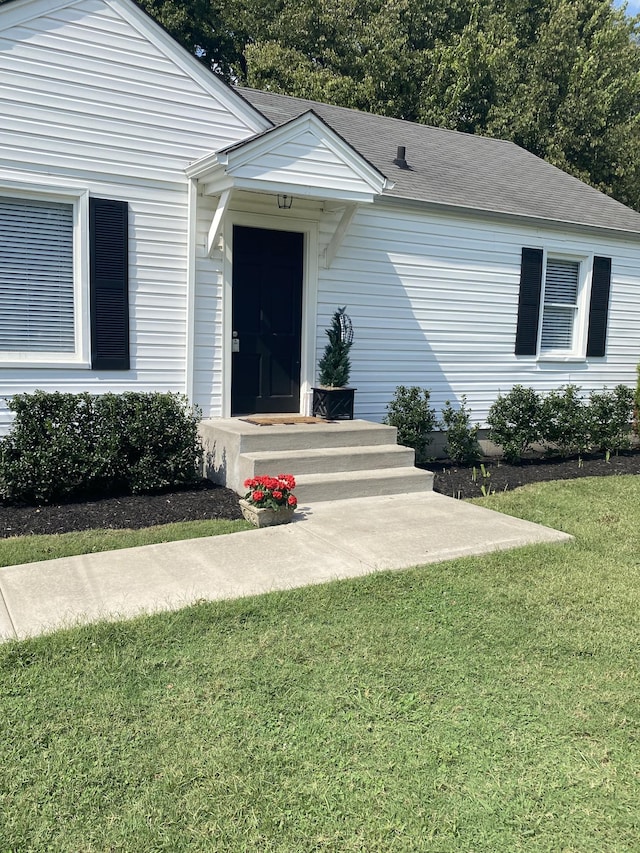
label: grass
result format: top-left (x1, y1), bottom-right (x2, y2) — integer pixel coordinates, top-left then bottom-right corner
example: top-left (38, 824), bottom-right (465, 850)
top-left (0, 518), bottom-right (251, 567)
top-left (1, 476), bottom-right (640, 851)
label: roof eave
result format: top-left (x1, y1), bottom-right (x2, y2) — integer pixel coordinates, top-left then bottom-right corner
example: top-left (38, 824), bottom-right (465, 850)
top-left (375, 193), bottom-right (640, 241)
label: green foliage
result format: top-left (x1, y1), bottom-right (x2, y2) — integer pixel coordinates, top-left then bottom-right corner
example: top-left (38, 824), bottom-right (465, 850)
top-left (541, 384), bottom-right (591, 457)
top-left (441, 395), bottom-right (481, 464)
top-left (384, 385), bottom-right (438, 461)
top-left (589, 384), bottom-right (634, 453)
top-left (0, 391), bottom-right (203, 505)
top-left (487, 385), bottom-right (544, 463)
top-left (317, 306), bottom-right (354, 387)
top-left (635, 364), bottom-right (640, 438)
top-left (488, 383), bottom-right (635, 462)
top-left (142, 0), bottom-right (640, 212)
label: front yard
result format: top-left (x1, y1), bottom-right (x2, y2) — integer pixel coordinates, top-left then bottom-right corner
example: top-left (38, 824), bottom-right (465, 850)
top-left (1, 476), bottom-right (639, 851)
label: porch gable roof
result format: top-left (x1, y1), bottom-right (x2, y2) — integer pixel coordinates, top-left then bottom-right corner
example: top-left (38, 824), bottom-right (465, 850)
top-left (186, 110), bottom-right (391, 203)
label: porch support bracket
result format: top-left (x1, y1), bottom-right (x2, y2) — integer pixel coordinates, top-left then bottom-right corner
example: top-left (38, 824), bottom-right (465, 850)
top-left (322, 203), bottom-right (358, 268)
top-left (207, 188), bottom-right (232, 257)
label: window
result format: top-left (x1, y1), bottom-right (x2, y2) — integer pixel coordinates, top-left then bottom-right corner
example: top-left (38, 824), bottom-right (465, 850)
top-left (0, 189), bottom-right (130, 369)
top-left (540, 258), bottom-right (581, 352)
top-left (515, 248), bottom-right (611, 359)
top-left (0, 195), bottom-right (77, 359)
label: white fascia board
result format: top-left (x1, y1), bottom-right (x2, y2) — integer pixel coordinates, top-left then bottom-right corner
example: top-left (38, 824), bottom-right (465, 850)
top-left (106, 0), bottom-right (271, 135)
top-left (0, 0), bottom-right (76, 29)
top-left (225, 112), bottom-right (389, 194)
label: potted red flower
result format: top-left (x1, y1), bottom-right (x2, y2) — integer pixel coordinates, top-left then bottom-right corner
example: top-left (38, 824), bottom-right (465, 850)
top-left (240, 474), bottom-right (298, 527)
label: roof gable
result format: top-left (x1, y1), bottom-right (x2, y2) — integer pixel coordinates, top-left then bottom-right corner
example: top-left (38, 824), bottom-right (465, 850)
top-left (0, 0), bottom-right (270, 136)
top-left (189, 110), bottom-right (390, 203)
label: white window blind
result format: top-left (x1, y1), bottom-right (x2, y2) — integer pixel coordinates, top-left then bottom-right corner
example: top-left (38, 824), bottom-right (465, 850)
top-left (540, 258), bottom-right (579, 351)
top-left (0, 197), bottom-right (75, 352)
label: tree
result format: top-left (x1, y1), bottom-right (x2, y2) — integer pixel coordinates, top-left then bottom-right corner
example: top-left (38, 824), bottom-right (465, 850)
top-left (139, 0), bottom-right (640, 211)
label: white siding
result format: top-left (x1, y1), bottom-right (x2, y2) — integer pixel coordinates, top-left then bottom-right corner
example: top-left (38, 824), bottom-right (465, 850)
top-left (317, 204), bottom-right (640, 426)
top-left (230, 130), bottom-right (377, 196)
top-left (0, 0), bottom-right (259, 432)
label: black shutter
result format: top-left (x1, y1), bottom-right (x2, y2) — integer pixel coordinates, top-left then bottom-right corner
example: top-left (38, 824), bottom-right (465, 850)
top-left (586, 256), bottom-right (612, 358)
top-left (515, 247), bottom-right (543, 355)
top-left (90, 198), bottom-right (129, 370)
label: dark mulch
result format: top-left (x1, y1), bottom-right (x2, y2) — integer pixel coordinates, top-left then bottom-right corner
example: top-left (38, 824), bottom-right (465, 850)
top-left (421, 449), bottom-right (640, 500)
top-left (2, 450), bottom-right (640, 538)
top-left (0, 480), bottom-right (243, 539)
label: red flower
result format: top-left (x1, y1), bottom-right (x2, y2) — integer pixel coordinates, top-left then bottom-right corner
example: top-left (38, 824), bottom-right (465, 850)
top-left (252, 490), bottom-right (264, 502)
top-left (272, 490), bottom-right (283, 501)
top-left (279, 474), bottom-right (296, 490)
top-left (287, 495), bottom-right (297, 507)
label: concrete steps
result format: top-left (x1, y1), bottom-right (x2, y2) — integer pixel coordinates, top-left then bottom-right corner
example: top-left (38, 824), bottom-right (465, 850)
top-left (199, 417), bottom-right (433, 502)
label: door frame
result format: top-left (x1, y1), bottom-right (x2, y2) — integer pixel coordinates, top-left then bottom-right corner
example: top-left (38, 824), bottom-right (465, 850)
top-left (222, 210), bottom-right (319, 417)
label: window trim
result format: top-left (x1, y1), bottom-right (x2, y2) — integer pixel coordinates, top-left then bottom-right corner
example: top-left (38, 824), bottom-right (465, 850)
top-left (0, 184), bottom-right (90, 368)
top-left (536, 250), bottom-right (591, 361)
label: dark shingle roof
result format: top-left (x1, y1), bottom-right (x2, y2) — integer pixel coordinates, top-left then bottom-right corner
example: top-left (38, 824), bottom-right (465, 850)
top-left (237, 87), bottom-right (640, 236)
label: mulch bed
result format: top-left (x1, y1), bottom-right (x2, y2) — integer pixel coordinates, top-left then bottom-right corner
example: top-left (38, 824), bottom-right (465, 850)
top-left (1, 450), bottom-right (640, 538)
top-left (420, 449), bottom-right (640, 500)
top-left (0, 480), bottom-right (243, 539)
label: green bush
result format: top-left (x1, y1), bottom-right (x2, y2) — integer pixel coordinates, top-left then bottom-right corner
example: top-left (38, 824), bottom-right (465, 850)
top-left (384, 386), bottom-right (438, 462)
top-left (541, 384), bottom-right (591, 457)
top-left (635, 364), bottom-right (640, 438)
top-left (0, 391), bottom-right (203, 505)
top-left (441, 396), bottom-right (481, 464)
top-left (589, 384), bottom-right (634, 453)
top-left (487, 385), bottom-right (543, 463)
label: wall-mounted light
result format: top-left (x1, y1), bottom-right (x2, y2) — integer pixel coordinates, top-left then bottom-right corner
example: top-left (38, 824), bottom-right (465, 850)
top-left (277, 194), bottom-right (293, 209)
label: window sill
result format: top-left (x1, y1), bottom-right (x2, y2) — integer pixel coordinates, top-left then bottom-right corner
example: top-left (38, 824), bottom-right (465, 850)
top-left (0, 358), bottom-right (91, 369)
top-left (536, 354), bottom-right (587, 364)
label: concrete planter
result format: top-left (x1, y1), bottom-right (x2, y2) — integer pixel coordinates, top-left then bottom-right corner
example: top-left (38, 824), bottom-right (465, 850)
top-left (239, 499), bottom-right (295, 528)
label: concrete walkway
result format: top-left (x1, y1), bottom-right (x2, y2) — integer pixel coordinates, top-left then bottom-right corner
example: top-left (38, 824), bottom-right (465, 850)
top-left (0, 491), bottom-right (572, 642)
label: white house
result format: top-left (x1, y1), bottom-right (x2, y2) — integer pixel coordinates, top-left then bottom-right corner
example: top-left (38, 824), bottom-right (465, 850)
top-left (2, 0), bottom-right (640, 437)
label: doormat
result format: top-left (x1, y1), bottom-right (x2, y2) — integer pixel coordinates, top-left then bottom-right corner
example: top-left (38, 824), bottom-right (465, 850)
top-left (241, 416), bottom-right (328, 426)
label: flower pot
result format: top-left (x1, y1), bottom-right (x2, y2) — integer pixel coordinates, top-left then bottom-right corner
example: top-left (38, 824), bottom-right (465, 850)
top-left (239, 499), bottom-right (295, 528)
top-left (311, 386), bottom-right (355, 420)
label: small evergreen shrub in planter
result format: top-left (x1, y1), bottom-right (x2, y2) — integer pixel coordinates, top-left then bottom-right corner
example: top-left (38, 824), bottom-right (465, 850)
top-left (0, 390), bottom-right (203, 505)
top-left (384, 386), bottom-right (438, 462)
top-left (441, 396), bottom-right (481, 464)
top-left (541, 384), bottom-right (591, 457)
top-left (487, 385), bottom-right (543, 463)
top-left (589, 384), bottom-right (634, 454)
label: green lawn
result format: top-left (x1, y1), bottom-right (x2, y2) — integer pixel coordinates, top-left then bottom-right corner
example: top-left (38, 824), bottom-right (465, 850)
top-left (1, 476), bottom-right (639, 851)
top-left (0, 518), bottom-right (251, 568)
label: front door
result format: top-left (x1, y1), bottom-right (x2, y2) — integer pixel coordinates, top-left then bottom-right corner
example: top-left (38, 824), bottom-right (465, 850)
top-left (231, 225), bottom-right (304, 415)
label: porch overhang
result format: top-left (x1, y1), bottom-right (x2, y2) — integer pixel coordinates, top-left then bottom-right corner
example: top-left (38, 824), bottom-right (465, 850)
top-left (186, 110), bottom-right (392, 205)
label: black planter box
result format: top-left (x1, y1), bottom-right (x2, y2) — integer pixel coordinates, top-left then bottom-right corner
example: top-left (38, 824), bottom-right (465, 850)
top-left (312, 387), bottom-right (355, 420)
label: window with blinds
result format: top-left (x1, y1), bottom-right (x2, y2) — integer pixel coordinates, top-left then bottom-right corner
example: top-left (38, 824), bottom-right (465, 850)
top-left (540, 258), bottom-right (580, 351)
top-left (0, 197), bottom-right (75, 352)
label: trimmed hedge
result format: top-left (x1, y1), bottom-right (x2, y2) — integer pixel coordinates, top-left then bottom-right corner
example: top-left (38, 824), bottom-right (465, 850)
top-left (0, 391), bottom-right (203, 505)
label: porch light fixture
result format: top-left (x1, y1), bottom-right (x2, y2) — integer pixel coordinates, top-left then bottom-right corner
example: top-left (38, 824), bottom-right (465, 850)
top-left (277, 194), bottom-right (293, 209)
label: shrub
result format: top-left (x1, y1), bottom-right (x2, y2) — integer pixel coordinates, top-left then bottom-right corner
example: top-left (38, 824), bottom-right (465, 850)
top-left (541, 384), bottom-right (591, 457)
top-left (635, 364), bottom-right (640, 438)
top-left (441, 396), bottom-right (481, 464)
top-left (589, 384), bottom-right (634, 453)
top-left (318, 306), bottom-right (354, 387)
top-left (487, 385), bottom-right (543, 463)
top-left (384, 385), bottom-right (438, 462)
top-left (0, 391), bottom-right (203, 505)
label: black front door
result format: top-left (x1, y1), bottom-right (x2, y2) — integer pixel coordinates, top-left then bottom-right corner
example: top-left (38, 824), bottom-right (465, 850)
top-left (231, 225), bottom-right (304, 415)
